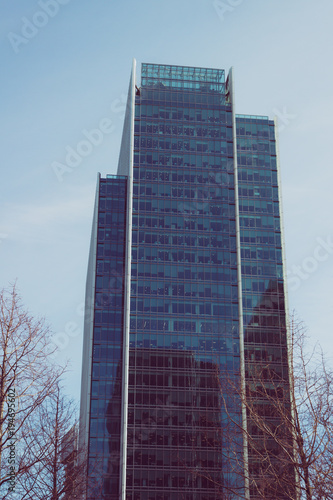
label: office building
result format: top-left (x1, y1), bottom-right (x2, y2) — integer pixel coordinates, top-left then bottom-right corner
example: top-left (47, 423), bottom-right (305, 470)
top-left (80, 61), bottom-right (294, 499)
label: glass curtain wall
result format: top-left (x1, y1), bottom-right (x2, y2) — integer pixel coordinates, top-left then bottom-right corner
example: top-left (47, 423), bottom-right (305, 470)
top-left (87, 176), bottom-right (127, 499)
top-left (236, 116), bottom-right (294, 499)
top-left (126, 64), bottom-right (244, 500)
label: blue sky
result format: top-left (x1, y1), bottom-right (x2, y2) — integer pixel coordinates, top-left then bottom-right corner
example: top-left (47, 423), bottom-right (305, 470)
top-left (1, 0), bottom-right (333, 399)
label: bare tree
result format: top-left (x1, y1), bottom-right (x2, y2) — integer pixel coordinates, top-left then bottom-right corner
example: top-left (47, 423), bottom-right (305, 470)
top-left (290, 319), bottom-right (333, 499)
top-left (17, 382), bottom-right (86, 499)
top-left (0, 284), bottom-right (65, 497)
top-left (186, 316), bottom-right (333, 500)
top-left (219, 317), bottom-right (333, 500)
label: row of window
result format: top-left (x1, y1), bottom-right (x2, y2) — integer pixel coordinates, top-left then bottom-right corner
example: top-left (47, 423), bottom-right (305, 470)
top-left (238, 167), bottom-right (277, 182)
top-left (240, 216), bottom-right (280, 231)
top-left (236, 126), bottom-right (272, 139)
top-left (240, 230), bottom-right (281, 246)
top-left (133, 178), bottom-right (277, 198)
top-left (95, 293), bottom-right (123, 308)
top-left (137, 168), bottom-right (233, 184)
top-left (91, 379), bottom-right (119, 397)
top-left (131, 282), bottom-right (237, 299)
top-left (93, 287), bottom-right (284, 312)
top-left (126, 470), bottom-right (223, 492)
top-left (129, 353), bottom-right (238, 369)
top-left (243, 291), bottom-right (285, 311)
top-left (93, 344), bottom-right (124, 359)
top-left (135, 140), bottom-right (230, 154)
top-left (97, 242), bottom-right (126, 257)
top-left (91, 363), bottom-right (121, 379)
top-left (99, 182), bottom-right (126, 197)
top-left (243, 278), bottom-right (283, 293)
top-left (98, 198), bottom-right (126, 211)
top-left (239, 185), bottom-right (278, 199)
top-left (239, 200), bottom-right (279, 215)
top-left (97, 244), bottom-right (125, 258)
top-left (132, 349), bottom-right (237, 368)
top-left (96, 259), bottom-right (285, 282)
top-left (245, 346), bottom-right (287, 363)
top-left (244, 329), bottom-right (286, 345)
top-left (98, 229), bottom-right (127, 241)
top-left (133, 187), bottom-right (232, 203)
top-left (136, 118), bottom-right (230, 135)
top-left (134, 146), bottom-right (233, 165)
top-left (238, 154), bottom-right (276, 168)
top-left (141, 78), bottom-right (225, 92)
top-left (90, 395), bottom-right (120, 415)
top-left (131, 265), bottom-right (237, 283)
top-left (134, 124), bottom-right (231, 138)
top-left (128, 391), bottom-right (221, 410)
top-left (142, 64), bottom-right (224, 82)
top-left (132, 248), bottom-right (236, 265)
top-left (132, 199), bottom-right (232, 215)
top-left (98, 214), bottom-right (125, 227)
top-left (237, 138), bottom-right (275, 154)
top-left (133, 217), bottom-right (237, 235)
top-left (244, 313), bottom-right (286, 328)
top-left (241, 246), bottom-right (281, 261)
top-left (128, 407), bottom-right (223, 426)
top-left (128, 342), bottom-right (240, 359)
top-left (134, 166), bottom-right (234, 183)
top-left (93, 327), bottom-right (122, 343)
top-left (128, 373), bottom-right (220, 390)
top-left (245, 363), bottom-right (289, 381)
top-left (92, 346), bottom-right (121, 364)
top-left (93, 336), bottom-right (239, 364)
top-left (241, 262), bottom-right (281, 277)
top-left (127, 428), bottom-right (222, 449)
top-left (94, 310), bottom-right (123, 325)
top-left (133, 232), bottom-right (236, 249)
top-left (134, 120), bottom-right (273, 140)
top-left (136, 104), bottom-right (229, 123)
top-left (129, 317), bottom-right (239, 333)
top-left (138, 90), bottom-right (225, 106)
top-left (130, 300), bottom-right (237, 317)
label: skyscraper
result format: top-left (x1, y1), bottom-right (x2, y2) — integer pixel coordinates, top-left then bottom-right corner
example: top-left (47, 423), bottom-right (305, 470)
top-left (80, 61), bottom-right (294, 500)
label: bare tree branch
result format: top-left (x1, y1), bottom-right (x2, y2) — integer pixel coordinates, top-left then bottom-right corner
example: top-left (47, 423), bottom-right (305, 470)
top-left (0, 284), bottom-right (69, 497)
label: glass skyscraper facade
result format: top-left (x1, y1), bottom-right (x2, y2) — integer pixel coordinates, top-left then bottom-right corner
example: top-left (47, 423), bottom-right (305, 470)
top-left (80, 62), bottom-right (294, 500)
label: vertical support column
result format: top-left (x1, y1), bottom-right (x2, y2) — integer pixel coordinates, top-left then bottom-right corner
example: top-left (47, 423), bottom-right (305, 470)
top-left (228, 67), bottom-right (250, 500)
top-left (79, 173), bottom-right (100, 499)
top-left (274, 119), bottom-right (291, 353)
top-left (119, 58), bottom-right (136, 500)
